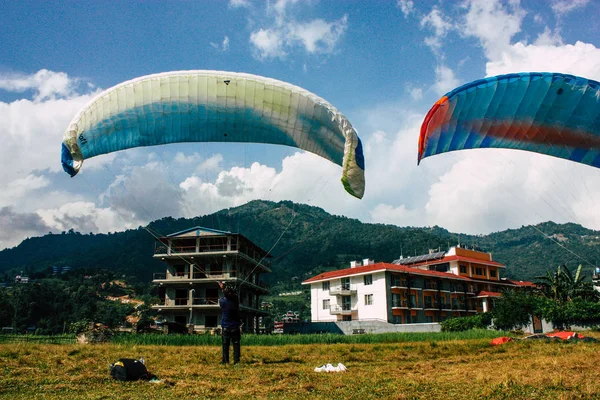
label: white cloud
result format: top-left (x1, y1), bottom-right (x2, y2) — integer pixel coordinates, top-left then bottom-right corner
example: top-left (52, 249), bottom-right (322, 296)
top-left (210, 36), bottom-right (230, 52)
top-left (366, 1), bottom-right (600, 235)
top-left (420, 6), bottom-right (453, 53)
top-left (37, 201), bottom-right (141, 235)
top-left (195, 154), bottom-right (224, 174)
top-left (551, 0), bottom-right (589, 16)
top-left (179, 152), bottom-right (357, 218)
top-left (247, 1), bottom-right (348, 60)
top-left (432, 64), bottom-right (460, 95)
top-left (290, 15), bottom-right (348, 54)
top-left (250, 28), bottom-right (287, 59)
top-left (370, 203), bottom-right (423, 227)
top-left (534, 26), bottom-right (563, 46)
top-left (397, 0), bottom-right (415, 18)
top-left (421, 151), bottom-right (600, 234)
top-left (409, 87), bottom-right (423, 101)
top-left (0, 174), bottom-right (50, 207)
top-left (101, 161), bottom-right (184, 222)
top-left (0, 207), bottom-right (52, 249)
top-left (229, 0), bottom-right (251, 9)
top-left (461, 0), bottom-right (526, 60)
top-left (486, 41), bottom-right (600, 79)
top-left (0, 95), bottom-right (97, 213)
top-left (174, 152), bottom-right (203, 165)
top-left (0, 69), bottom-right (84, 101)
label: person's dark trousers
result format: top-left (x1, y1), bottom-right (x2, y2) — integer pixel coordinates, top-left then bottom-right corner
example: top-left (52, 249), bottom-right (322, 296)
top-left (221, 328), bottom-right (241, 364)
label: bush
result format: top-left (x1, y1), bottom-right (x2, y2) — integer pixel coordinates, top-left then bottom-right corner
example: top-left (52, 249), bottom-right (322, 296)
top-left (541, 299), bottom-right (600, 330)
top-left (440, 313), bottom-right (492, 332)
top-left (492, 291), bottom-right (545, 331)
top-left (69, 320), bottom-right (92, 335)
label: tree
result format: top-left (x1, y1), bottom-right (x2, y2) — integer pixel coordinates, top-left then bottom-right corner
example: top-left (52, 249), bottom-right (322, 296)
top-left (535, 264), bottom-right (597, 303)
top-left (492, 290), bottom-right (546, 331)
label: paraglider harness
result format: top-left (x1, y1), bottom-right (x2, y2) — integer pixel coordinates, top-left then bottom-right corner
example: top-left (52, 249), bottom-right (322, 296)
top-left (110, 358), bottom-right (157, 381)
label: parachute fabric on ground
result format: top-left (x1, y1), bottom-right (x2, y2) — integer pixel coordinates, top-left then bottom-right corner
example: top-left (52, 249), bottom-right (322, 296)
top-left (61, 70), bottom-right (365, 199)
top-left (418, 72), bottom-right (600, 168)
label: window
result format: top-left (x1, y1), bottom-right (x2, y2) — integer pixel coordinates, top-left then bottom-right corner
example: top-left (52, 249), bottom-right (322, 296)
top-left (323, 299), bottom-right (330, 310)
top-left (341, 277), bottom-right (350, 290)
top-left (426, 315), bottom-right (434, 323)
top-left (364, 294), bottom-right (373, 306)
top-left (424, 296), bottom-right (433, 308)
top-left (364, 274), bottom-right (373, 285)
top-left (392, 293), bottom-right (401, 307)
top-left (459, 265), bottom-right (467, 274)
top-left (322, 281), bottom-right (330, 291)
top-left (475, 268), bottom-right (483, 276)
top-left (490, 270), bottom-right (497, 278)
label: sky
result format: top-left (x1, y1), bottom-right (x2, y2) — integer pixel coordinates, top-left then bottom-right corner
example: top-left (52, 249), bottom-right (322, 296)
top-left (1, 0), bottom-right (600, 251)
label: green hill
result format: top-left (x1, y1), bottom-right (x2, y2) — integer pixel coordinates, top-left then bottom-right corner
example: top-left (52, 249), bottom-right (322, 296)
top-left (2, 200), bottom-right (600, 285)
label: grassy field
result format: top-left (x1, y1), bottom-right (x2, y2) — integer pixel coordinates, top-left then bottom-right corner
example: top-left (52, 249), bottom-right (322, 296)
top-left (2, 332), bottom-right (600, 399)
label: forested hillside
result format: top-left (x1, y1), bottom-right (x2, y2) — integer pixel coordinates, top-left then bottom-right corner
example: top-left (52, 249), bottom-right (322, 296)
top-left (1, 200), bottom-right (600, 285)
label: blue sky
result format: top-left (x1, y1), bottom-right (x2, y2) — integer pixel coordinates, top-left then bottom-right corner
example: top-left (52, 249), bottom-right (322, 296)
top-left (1, 0), bottom-right (600, 250)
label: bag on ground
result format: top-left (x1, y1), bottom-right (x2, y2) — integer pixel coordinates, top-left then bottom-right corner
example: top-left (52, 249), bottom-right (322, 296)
top-left (110, 358), bottom-right (154, 381)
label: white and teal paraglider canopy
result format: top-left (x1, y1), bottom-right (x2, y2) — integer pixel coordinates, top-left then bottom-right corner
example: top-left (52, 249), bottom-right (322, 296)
top-left (61, 70), bottom-right (365, 198)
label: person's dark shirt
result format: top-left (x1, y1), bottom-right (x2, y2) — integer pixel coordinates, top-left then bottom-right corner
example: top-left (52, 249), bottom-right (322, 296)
top-left (219, 295), bottom-right (241, 329)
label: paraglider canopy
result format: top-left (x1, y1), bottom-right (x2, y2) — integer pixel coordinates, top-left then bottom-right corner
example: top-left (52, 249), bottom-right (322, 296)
top-left (418, 72), bottom-right (600, 168)
top-left (61, 70), bottom-right (365, 199)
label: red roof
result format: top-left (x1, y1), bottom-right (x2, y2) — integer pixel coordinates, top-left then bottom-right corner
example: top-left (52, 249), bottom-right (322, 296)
top-left (476, 291), bottom-right (502, 298)
top-left (405, 255), bottom-right (505, 269)
top-left (302, 262), bottom-right (532, 287)
top-left (504, 279), bottom-right (535, 287)
top-left (303, 262), bottom-right (472, 284)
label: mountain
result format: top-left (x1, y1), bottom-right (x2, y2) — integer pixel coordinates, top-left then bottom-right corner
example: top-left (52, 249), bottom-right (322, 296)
top-left (1, 200), bottom-right (599, 285)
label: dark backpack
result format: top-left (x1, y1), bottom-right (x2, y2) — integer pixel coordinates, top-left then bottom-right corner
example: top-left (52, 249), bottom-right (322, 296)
top-left (110, 358), bottom-right (153, 381)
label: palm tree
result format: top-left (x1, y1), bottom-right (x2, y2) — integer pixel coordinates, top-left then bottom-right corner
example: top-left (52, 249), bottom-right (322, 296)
top-left (535, 265), bottom-right (597, 303)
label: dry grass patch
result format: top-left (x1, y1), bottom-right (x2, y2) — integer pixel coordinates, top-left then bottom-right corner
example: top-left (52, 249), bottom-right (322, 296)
top-left (2, 334), bottom-right (600, 399)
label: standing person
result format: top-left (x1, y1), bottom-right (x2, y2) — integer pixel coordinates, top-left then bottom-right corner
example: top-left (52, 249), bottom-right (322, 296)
top-left (218, 281), bottom-right (242, 364)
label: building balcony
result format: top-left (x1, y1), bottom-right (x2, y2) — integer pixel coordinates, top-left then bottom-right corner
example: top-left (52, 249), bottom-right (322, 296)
top-left (154, 243), bottom-right (271, 271)
top-left (390, 280), bottom-right (409, 289)
top-left (330, 305), bottom-right (357, 315)
top-left (152, 272), bottom-right (269, 293)
top-left (153, 270), bottom-right (237, 281)
top-left (152, 297), bottom-right (265, 314)
top-left (152, 297), bottom-right (219, 309)
top-left (423, 302), bottom-right (456, 310)
top-left (423, 282), bottom-right (439, 291)
top-left (391, 301), bottom-right (421, 309)
top-left (329, 285), bottom-right (357, 296)
top-left (450, 286), bottom-right (468, 293)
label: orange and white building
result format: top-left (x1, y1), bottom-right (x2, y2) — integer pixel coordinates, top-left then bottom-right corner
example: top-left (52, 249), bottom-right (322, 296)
top-left (302, 246), bottom-right (533, 325)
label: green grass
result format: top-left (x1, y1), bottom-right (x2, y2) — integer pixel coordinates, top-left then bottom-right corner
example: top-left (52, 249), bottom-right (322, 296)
top-left (0, 334), bottom-right (76, 344)
top-left (111, 329), bottom-right (508, 346)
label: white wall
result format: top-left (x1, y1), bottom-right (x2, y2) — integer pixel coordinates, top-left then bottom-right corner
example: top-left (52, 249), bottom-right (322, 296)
top-left (310, 284), bottom-right (337, 322)
top-left (353, 271), bottom-right (388, 321)
top-left (308, 270), bottom-right (389, 322)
